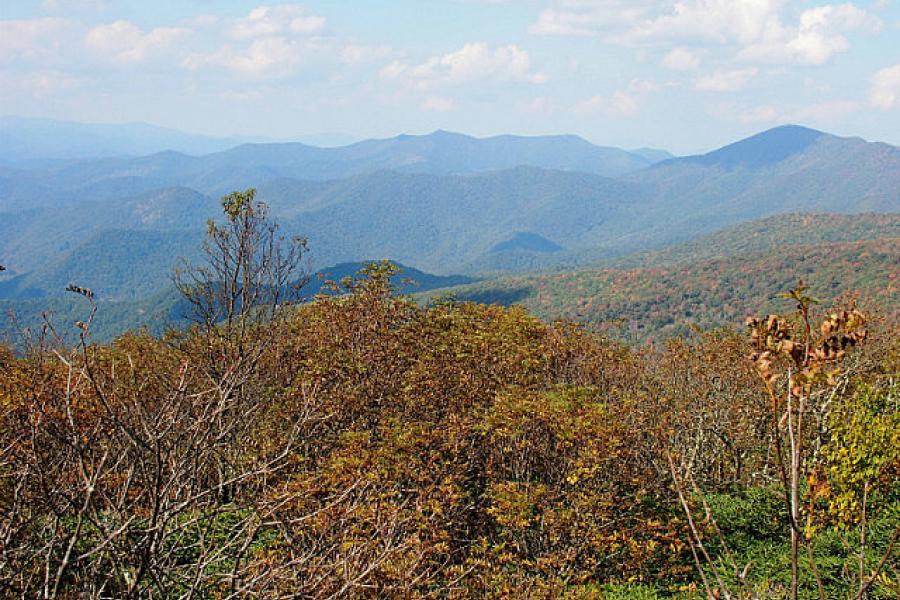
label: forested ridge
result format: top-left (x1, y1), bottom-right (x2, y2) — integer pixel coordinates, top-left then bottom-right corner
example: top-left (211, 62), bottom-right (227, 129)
top-left (1, 196), bottom-right (897, 598)
top-left (433, 236), bottom-right (899, 342)
top-left (3, 213), bottom-right (897, 346)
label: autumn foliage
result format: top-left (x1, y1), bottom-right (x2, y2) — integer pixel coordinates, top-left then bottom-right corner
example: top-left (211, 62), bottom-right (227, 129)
top-left (1, 197), bottom-right (897, 598)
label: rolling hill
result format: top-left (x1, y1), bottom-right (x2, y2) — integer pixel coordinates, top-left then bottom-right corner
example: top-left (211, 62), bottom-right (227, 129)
top-left (0, 261), bottom-right (476, 345)
top-left (0, 167), bottom-right (649, 283)
top-left (607, 213), bottom-right (900, 268)
top-left (423, 214), bottom-right (900, 340)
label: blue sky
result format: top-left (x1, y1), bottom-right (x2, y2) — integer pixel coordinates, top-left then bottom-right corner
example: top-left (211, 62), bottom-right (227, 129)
top-left (1, 1), bottom-right (898, 153)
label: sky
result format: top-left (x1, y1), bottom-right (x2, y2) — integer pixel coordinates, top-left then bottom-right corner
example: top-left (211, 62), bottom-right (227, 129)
top-left (1, 0), bottom-right (899, 154)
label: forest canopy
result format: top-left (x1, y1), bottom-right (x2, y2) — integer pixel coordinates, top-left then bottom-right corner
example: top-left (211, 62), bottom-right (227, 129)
top-left (0, 194), bottom-right (897, 599)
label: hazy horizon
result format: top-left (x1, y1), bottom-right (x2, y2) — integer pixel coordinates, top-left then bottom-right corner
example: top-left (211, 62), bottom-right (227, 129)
top-left (3, 114), bottom-right (896, 159)
top-left (2, 1), bottom-right (899, 155)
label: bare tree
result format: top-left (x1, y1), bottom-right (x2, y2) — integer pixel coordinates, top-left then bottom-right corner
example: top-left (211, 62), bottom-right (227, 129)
top-left (174, 188), bottom-right (309, 376)
top-left (0, 198), bottom-right (322, 598)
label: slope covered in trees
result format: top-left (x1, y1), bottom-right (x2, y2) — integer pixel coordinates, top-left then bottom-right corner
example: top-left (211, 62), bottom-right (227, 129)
top-left (1, 265), bottom-right (896, 598)
top-left (2, 195), bottom-right (897, 598)
top-left (607, 213), bottom-right (900, 269)
top-left (0, 261), bottom-right (475, 344)
top-left (429, 237), bottom-right (899, 341)
top-left (3, 212), bottom-right (897, 345)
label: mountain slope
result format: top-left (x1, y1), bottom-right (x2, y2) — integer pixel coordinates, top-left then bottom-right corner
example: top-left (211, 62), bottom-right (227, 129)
top-left (423, 213), bottom-right (900, 338)
top-left (428, 237), bottom-right (899, 340)
top-left (617, 126), bottom-right (900, 251)
top-left (0, 229), bottom-right (204, 301)
top-left (0, 187), bottom-right (212, 275)
top-left (287, 167), bottom-right (646, 273)
top-left (608, 213), bottom-right (900, 268)
top-left (678, 125), bottom-right (825, 168)
top-left (0, 261), bottom-right (474, 345)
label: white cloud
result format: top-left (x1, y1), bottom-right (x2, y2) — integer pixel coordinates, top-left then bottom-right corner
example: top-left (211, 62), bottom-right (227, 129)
top-left (662, 47), bottom-right (701, 70)
top-left (515, 96), bottom-right (552, 114)
top-left (183, 7), bottom-right (337, 77)
top-left (532, 1), bottom-right (880, 67)
top-left (577, 90), bottom-right (640, 116)
top-left (382, 43), bottom-right (547, 87)
top-left (627, 0), bottom-right (784, 45)
top-left (530, 1), bottom-right (659, 36)
top-left (708, 102), bottom-right (780, 123)
top-left (737, 104), bottom-right (780, 123)
top-left (0, 18), bottom-right (73, 64)
top-left (85, 20), bottom-right (189, 63)
top-left (185, 37), bottom-right (307, 76)
top-left (380, 60), bottom-right (407, 80)
top-left (340, 44), bottom-right (392, 65)
top-left (791, 99), bottom-right (859, 120)
top-left (575, 77), bottom-right (671, 116)
top-left (694, 67), bottom-right (758, 91)
top-left (739, 3), bottom-right (882, 65)
top-left (626, 78), bottom-right (673, 94)
top-left (0, 69), bottom-right (80, 97)
top-left (421, 96), bottom-right (456, 112)
top-left (870, 63), bottom-right (900, 109)
top-left (710, 97), bottom-right (859, 123)
top-left (229, 5), bottom-right (325, 39)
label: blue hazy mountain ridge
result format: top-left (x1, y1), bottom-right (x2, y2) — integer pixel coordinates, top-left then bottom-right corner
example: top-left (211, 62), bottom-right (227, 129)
top-left (613, 125), bottom-right (900, 246)
top-left (455, 126), bottom-right (900, 274)
top-left (0, 166), bottom-right (644, 280)
top-left (628, 148), bottom-right (675, 163)
top-left (0, 129), bottom-right (662, 207)
top-left (0, 116), bottom-right (254, 164)
top-left (0, 125), bottom-right (898, 306)
top-left (678, 124), bottom-right (825, 168)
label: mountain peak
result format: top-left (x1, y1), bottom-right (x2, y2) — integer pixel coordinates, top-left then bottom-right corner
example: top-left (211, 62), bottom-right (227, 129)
top-left (427, 129), bottom-right (470, 140)
top-left (687, 124), bottom-right (828, 169)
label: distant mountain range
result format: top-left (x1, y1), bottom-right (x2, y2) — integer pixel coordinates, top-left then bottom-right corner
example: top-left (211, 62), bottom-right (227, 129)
top-left (0, 117), bottom-right (252, 164)
top-left (1, 123), bottom-right (898, 342)
top-left (0, 117), bottom-right (364, 165)
top-left (0, 128), bottom-right (669, 214)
